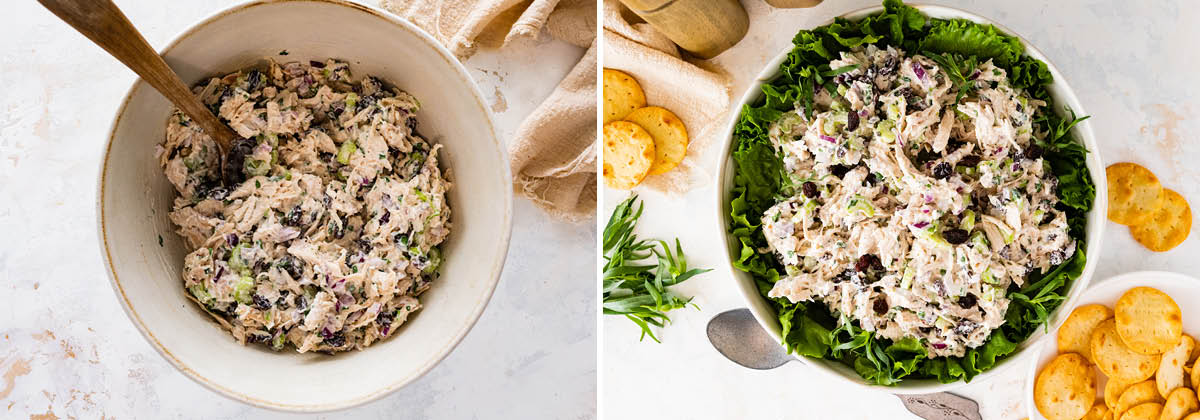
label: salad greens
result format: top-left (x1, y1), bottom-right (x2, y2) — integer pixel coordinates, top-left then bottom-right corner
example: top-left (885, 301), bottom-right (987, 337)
top-left (604, 195), bottom-right (711, 343)
top-left (728, 0), bottom-right (1094, 385)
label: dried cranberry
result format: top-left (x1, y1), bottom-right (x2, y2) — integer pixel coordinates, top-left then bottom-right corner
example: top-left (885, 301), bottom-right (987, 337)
top-left (855, 254), bottom-right (881, 272)
top-left (377, 310), bottom-right (395, 327)
top-left (829, 165), bottom-right (851, 178)
top-left (872, 298), bottom-right (889, 315)
top-left (958, 293), bottom-right (977, 309)
top-left (932, 162), bottom-right (952, 179)
top-left (802, 182), bottom-right (818, 198)
top-left (942, 228), bottom-right (969, 245)
top-left (252, 294), bottom-right (271, 310)
top-left (223, 137), bottom-right (256, 184)
top-left (1024, 144), bottom-right (1044, 159)
top-left (846, 111), bottom-right (860, 132)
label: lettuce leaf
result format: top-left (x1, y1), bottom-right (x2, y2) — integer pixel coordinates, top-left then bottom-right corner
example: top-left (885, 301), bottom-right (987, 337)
top-left (728, 0), bottom-right (1094, 386)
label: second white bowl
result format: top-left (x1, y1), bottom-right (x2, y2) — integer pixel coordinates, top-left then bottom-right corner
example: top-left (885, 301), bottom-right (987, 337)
top-left (714, 4), bottom-right (1108, 393)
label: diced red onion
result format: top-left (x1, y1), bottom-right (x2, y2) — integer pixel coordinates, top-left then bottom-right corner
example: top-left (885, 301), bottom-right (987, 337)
top-left (819, 135), bottom-right (837, 144)
top-left (912, 62), bottom-right (926, 80)
top-left (913, 221), bottom-right (930, 228)
top-left (932, 342), bottom-right (947, 349)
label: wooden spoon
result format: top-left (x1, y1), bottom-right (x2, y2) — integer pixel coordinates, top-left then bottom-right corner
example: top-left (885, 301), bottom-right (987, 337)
top-left (38, 0), bottom-right (242, 182)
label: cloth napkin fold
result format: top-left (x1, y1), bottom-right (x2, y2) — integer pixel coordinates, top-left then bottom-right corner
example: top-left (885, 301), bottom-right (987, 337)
top-left (601, 0), bottom-right (731, 193)
top-left (381, 0), bottom-right (598, 222)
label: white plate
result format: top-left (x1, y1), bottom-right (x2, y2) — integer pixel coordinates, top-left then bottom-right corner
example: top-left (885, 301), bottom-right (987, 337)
top-left (714, 4), bottom-right (1108, 393)
top-left (1025, 271), bottom-right (1200, 420)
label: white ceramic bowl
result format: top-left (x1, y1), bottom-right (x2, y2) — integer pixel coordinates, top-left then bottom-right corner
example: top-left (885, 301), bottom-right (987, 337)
top-left (96, 0), bottom-right (511, 411)
top-left (1025, 271), bottom-right (1200, 420)
top-left (714, 4), bottom-right (1107, 393)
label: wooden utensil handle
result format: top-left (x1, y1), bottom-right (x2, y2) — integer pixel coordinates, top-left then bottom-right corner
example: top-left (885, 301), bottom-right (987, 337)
top-left (37, 0), bottom-right (234, 151)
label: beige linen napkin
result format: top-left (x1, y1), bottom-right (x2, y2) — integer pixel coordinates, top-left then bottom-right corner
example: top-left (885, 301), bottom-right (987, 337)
top-left (602, 0), bottom-right (731, 193)
top-left (381, 0), bottom-right (598, 222)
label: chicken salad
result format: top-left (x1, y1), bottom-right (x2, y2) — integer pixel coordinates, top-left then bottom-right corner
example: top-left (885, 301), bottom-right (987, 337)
top-left (158, 58), bottom-right (450, 353)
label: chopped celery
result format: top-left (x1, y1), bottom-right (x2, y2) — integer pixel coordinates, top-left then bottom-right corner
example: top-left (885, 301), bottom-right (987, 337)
top-left (875, 120), bottom-right (896, 142)
top-left (345, 92), bottom-right (359, 109)
top-left (228, 243), bottom-right (249, 274)
top-left (981, 285), bottom-right (998, 302)
top-left (189, 285), bottom-right (214, 305)
top-left (336, 141), bottom-right (357, 165)
top-left (960, 210), bottom-right (975, 231)
top-left (244, 159), bottom-right (270, 176)
top-left (847, 195), bottom-right (875, 217)
top-left (900, 264), bottom-right (915, 290)
top-left (969, 231), bottom-right (990, 249)
top-left (422, 247), bottom-right (442, 274)
top-left (785, 265), bottom-right (801, 276)
top-left (271, 333), bottom-right (286, 350)
top-left (886, 103), bottom-right (900, 120)
top-left (234, 275), bottom-right (255, 305)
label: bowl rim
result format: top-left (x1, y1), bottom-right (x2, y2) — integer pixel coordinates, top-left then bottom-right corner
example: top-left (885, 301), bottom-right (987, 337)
top-left (94, 0), bottom-right (512, 412)
top-left (1023, 270), bottom-right (1200, 420)
top-left (712, 3), bottom-right (1107, 393)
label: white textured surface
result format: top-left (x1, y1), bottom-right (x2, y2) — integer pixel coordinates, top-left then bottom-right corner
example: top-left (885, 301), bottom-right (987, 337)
top-left (601, 1), bottom-right (1200, 419)
top-left (0, 1), bottom-right (595, 418)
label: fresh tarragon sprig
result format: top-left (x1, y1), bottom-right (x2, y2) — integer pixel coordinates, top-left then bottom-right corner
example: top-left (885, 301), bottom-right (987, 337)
top-left (602, 195), bottom-right (711, 343)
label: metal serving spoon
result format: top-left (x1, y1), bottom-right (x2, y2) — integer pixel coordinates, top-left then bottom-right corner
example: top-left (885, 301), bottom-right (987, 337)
top-left (38, 0), bottom-right (247, 185)
top-left (707, 308), bottom-right (982, 420)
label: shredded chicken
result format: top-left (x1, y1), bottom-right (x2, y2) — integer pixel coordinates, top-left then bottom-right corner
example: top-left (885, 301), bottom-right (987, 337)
top-left (760, 45), bottom-right (1074, 357)
top-left (158, 59), bottom-right (451, 353)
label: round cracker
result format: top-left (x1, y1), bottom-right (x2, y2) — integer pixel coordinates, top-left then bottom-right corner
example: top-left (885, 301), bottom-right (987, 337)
top-left (1059, 304), bottom-right (1115, 363)
top-left (1115, 381), bottom-right (1164, 418)
top-left (1035, 353), bottom-right (1098, 420)
top-left (1082, 403), bottom-right (1110, 420)
top-left (1187, 334), bottom-right (1200, 363)
top-left (1184, 413), bottom-right (1200, 420)
top-left (603, 69), bottom-right (647, 124)
top-left (1106, 162), bottom-right (1164, 226)
top-left (1092, 319), bottom-right (1160, 382)
top-left (1158, 336), bottom-right (1194, 398)
top-left (1120, 402), bottom-right (1163, 420)
top-left (1130, 189), bottom-right (1192, 252)
top-left (602, 121), bottom-right (655, 190)
top-left (1107, 378), bottom-right (1132, 411)
top-left (1160, 387), bottom-right (1200, 420)
top-left (624, 106), bottom-right (689, 175)
top-left (1115, 286), bottom-right (1183, 355)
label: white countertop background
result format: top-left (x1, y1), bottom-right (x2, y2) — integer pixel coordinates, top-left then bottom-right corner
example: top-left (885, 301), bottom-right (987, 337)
top-left (0, 1), bottom-right (595, 419)
top-left (601, 1), bottom-right (1200, 419)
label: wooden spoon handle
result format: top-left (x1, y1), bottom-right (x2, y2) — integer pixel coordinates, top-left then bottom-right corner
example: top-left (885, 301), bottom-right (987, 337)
top-left (37, 0), bottom-right (235, 151)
